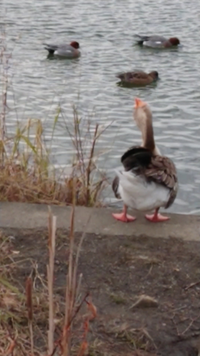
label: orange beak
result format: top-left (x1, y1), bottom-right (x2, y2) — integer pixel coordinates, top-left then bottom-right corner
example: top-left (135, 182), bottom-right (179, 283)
top-left (134, 97), bottom-right (146, 108)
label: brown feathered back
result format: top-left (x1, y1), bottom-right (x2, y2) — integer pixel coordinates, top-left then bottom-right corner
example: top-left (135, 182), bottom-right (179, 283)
top-left (121, 146), bottom-right (178, 208)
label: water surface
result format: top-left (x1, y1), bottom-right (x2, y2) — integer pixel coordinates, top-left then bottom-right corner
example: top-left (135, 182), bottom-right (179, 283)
top-left (1, 0), bottom-right (200, 213)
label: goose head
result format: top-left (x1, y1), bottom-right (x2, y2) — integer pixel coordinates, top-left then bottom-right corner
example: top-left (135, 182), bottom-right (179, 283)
top-left (133, 98), bottom-right (160, 155)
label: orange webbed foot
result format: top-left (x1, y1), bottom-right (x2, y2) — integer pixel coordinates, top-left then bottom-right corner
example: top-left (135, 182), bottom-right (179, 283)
top-left (112, 212), bottom-right (136, 222)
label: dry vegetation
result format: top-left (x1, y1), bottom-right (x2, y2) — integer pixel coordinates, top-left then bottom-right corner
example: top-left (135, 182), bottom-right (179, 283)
top-left (0, 30), bottom-right (108, 206)
top-left (0, 29), bottom-right (107, 355)
top-left (0, 205), bottom-right (97, 356)
top-left (0, 112), bottom-right (108, 206)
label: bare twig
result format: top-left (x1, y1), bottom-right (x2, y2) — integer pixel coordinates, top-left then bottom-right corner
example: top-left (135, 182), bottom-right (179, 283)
top-left (26, 277), bottom-right (34, 355)
top-left (47, 207), bottom-right (57, 354)
top-left (184, 281), bottom-right (200, 291)
top-left (180, 315), bottom-right (200, 336)
top-left (86, 124), bottom-right (99, 205)
top-left (171, 316), bottom-right (181, 336)
top-left (62, 180), bottom-right (76, 356)
top-left (172, 314), bottom-right (200, 337)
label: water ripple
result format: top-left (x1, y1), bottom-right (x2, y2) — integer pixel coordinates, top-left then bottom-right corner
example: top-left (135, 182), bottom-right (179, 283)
top-left (1, 0), bottom-right (200, 213)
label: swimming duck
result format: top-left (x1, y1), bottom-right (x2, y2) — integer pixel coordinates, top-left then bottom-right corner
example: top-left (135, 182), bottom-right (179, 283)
top-left (117, 71), bottom-right (159, 86)
top-left (112, 98), bottom-right (178, 223)
top-left (43, 41), bottom-right (80, 58)
top-left (135, 34), bottom-right (180, 48)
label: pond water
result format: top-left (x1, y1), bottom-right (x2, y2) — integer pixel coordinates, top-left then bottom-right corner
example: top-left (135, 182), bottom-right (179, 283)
top-left (1, 0), bottom-right (200, 214)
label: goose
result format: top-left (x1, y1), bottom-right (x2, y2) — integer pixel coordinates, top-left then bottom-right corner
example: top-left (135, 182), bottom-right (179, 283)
top-left (117, 70), bottom-right (159, 86)
top-left (112, 98), bottom-right (178, 222)
top-left (43, 41), bottom-right (80, 58)
top-left (135, 34), bottom-right (180, 48)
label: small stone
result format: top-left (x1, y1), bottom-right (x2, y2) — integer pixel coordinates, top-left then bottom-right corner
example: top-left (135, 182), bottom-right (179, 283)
top-left (130, 295), bottom-right (158, 309)
top-left (8, 236), bottom-right (15, 240)
top-left (13, 250), bottom-right (20, 254)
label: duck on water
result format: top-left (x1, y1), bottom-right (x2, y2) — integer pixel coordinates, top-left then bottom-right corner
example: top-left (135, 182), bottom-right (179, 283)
top-left (43, 41), bottom-right (80, 58)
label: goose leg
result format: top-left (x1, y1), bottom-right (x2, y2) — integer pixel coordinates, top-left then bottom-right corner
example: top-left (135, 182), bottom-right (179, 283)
top-left (145, 208), bottom-right (169, 222)
top-left (112, 205), bottom-right (136, 222)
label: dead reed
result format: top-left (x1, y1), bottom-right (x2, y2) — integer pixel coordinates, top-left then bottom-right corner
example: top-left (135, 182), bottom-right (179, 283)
top-left (0, 197), bottom-right (96, 355)
top-left (0, 111), bottom-right (108, 206)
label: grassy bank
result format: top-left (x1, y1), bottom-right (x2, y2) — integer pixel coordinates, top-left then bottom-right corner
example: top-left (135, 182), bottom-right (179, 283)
top-left (0, 30), bottom-right (108, 207)
top-left (0, 33), bottom-right (108, 355)
top-left (2, 209), bottom-right (200, 356)
top-left (0, 107), bottom-right (108, 206)
top-left (0, 206), bottom-right (97, 356)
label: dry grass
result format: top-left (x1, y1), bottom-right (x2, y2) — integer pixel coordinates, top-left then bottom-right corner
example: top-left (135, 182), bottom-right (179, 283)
top-left (0, 27), bottom-right (104, 356)
top-left (0, 199), bottom-right (96, 355)
top-left (0, 112), bottom-right (108, 206)
top-left (0, 230), bottom-right (155, 356)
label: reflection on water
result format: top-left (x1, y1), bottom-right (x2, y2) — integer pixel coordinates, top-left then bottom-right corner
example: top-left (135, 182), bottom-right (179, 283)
top-left (1, 0), bottom-right (200, 214)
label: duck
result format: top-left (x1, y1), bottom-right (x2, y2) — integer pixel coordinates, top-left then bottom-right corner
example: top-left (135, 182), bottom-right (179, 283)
top-left (117, 70), bottom-right (159, 86)
top-left (135, 34), bottom-right (180, 48)
top-left (43, 41), bottom-right (80, 58)
top-left (112, 97), bottom-right (178, 223)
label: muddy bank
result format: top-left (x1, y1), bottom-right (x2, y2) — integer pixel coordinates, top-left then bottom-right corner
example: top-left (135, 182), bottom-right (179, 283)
top-left (1, 227), bottom-right (200, 355)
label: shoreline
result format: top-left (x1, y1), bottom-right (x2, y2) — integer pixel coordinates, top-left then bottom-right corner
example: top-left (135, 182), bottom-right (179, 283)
top-left (0, 202), bottom-right (200, 241)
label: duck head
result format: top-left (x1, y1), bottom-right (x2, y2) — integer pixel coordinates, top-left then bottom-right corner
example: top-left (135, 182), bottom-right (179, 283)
top-left (70, 41), bottom-right (80, 49)
top-left (169, 37), bottom-right (180, 46)
top-left (149, 71), bottom-right (159, 81)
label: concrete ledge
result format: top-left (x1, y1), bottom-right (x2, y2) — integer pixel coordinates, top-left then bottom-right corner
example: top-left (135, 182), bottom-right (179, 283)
top-left (0, 202), bottom-right (200, 241)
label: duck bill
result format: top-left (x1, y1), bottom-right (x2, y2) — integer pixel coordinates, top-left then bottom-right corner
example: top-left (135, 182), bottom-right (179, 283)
top-left (134, 97), bottom-right (146, 108)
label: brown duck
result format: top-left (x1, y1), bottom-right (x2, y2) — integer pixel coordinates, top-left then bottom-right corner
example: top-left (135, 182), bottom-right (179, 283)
top-left (112, 97), bottom-right (178, 223)
top-left (117, 71), bottom-right (159, 86)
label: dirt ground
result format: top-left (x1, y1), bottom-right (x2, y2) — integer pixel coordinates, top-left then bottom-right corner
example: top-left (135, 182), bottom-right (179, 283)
top-left (1, 228), bottom-right (200, 356)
